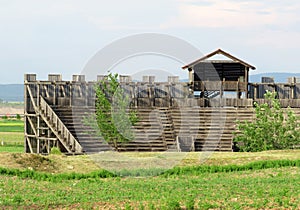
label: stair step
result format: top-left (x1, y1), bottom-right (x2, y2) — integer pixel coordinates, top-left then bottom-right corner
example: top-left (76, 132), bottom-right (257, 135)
top-left (50, 106), bottom-right (240, 153)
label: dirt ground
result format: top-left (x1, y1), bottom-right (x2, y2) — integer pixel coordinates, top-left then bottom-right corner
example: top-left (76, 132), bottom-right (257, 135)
top-left (0, 153), bottom-right (101, 173)
top-left (0, 150), bottom-right (299, 174)
top-left (0, 107), bottom-right (23, 115)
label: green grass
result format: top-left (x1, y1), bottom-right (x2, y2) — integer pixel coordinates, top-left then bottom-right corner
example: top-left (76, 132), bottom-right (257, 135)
top-left (0, 119), bottom-right (24, 152)
top-left (0, 159), bottom-right (299, 208)
top-left (0, 126), bottom-right (23, 132)
top-left (0, 132), bottom-right (23, 144)
top-left (0, 166), bottom-right (299, 209)
top-left (0, 159), bottom-right (299, 181)
top-left (0, 119), bottom-right (298, 209)
top-left (0, 145), bottom-right (23, 153)
top-left (0, 119), bottom-right (24, 132)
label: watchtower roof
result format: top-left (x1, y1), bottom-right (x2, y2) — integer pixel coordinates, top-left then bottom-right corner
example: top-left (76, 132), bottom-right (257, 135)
top-left (182, 49), bottom-right (256, 70)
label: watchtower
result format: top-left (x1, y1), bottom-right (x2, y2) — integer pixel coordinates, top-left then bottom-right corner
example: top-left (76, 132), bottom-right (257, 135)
top-left (182, 49), bottom-right (256, 99)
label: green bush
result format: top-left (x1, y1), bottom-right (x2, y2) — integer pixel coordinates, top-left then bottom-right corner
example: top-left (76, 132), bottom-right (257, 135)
top-left (16, 114), bottom-right (21, 120)
top-left (234, 91), bottom-right (300, 152)
top-left (50, 147), bottom-right (62, 155)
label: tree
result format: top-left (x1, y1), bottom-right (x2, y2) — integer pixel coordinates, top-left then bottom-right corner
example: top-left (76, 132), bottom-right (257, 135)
top-left (16, 114), bottom-right (21, 120)
top-left (234, 91), bottom-right (300, 152)
top-left (85, 73), bottom-right (138, 150)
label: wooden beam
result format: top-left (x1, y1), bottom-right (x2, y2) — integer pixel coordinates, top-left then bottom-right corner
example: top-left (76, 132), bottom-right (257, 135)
top-left (43, 85), bottom-right (50, 98)
top-left (53, 82), bottom-right (56, 105)
top-left (25, 137), bottom-right (33, 153)
top-left (245, 66), bottom-right (249, 98)
top-left (26, 85), bottom-right (37, 110)
top-left (27, 116), bottom-right (37, 136)
top-left (61, 85), bottom-right (66, 97)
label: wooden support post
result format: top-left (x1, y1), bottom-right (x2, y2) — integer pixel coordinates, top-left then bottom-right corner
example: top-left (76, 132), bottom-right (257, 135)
top-left (37, 139), bottom-right (40, 154)
top-left (188, 68), bottom-right (193, 84)
top-left (37, 82), bottom-right (40, 107)
top-left (48, 74), bottom-right (62, 106)
top-left (245, 67), bottom-right (249, 98)
top-left (25, 137), bottom-right (33, 153)
top-left (131, 83), bottom-right (136, 108)
top-left (168, 83), bottom-right (172, 107)
top-left (37, 115), bottom-right (40, 153)
top-left (290, 79), bottom-right (295, 99)
top-left (85, 83), bottom-right (88, 107)
top-left (149, 84), bottom-right (154, 107)
top-left (70, 83), bottom-right (72, 106)
top-left (47, 139), bottom-right (50, 154)
top-left (220, 78), bottom-right (225, 99)
top-left (24, 76), bottom-right (28, 153)
top-left (201, 81), bottom-right (204, 99)
top-left (236, 78), bottom-right (239, 99)
top-left (53, 82), bottom-right (56, 106)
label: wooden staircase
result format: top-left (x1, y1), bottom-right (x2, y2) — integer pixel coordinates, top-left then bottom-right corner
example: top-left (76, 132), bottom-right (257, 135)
top-left (39, 97), bottom-right (83, 154)
top-left (40, 97), bottom-right (254, 153)
top-left (118, 108), bottom-right (167, 151)
top-left (205, 90), bottom-right (220, 99)
top-left (158, 108), bottom-right (178, 151)
top-left (170, 107), bottom-right (254, 152)
top-left (51, 106), bottom-right (169, 153)
top-left (51, 106), bottom-right (113, 154)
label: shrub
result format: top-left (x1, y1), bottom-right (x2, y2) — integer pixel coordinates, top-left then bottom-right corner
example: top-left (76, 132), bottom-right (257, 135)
top-left (234, 91), bottom-right (300, 152)
top-left (16, 114), bottom-right (21, 120)
top-left (50, 147), bottom-right (62, 155)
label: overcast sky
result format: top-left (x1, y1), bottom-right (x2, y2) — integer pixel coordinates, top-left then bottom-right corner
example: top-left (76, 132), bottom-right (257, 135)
top-left (0, 0), bottom-right (300, 84)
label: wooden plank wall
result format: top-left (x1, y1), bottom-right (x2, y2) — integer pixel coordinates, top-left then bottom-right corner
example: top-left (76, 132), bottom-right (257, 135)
top-left (249, 77), bottom-right (300, 102)
top-left (25, 74), bottom-right (255, 108)
top-left (25, 74), bottom-right (300, 109)
top-left (170, 107), bottom-right (255, 151)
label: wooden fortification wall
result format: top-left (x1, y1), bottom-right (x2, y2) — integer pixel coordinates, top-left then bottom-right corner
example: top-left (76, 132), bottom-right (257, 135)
top-left (24, 74), bottom-right (300, 154)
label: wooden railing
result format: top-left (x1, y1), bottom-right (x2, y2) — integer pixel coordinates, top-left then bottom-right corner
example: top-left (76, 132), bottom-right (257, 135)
top-left (39, 97), bottom-right (83, 153)
top-left (173, 98), bottom-right (253, 107)
top-left (194, 81), bottom-right (247, 91)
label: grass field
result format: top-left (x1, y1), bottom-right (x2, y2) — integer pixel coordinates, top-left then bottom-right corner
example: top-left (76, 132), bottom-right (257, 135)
top-left (0, 119), bottom-right (299, 209)
top-left (0, 151), bottom-right (299, 209)
top-left (0, 132), bottom-right (23, 144)
top-left (0, 119), bottom-right (24, 132)
top-left (0, 119), bottom-right (24, 152)
top-left (0, 145), bottom-right (23, 153)
top-left (0, 162), bottom-right (299, 209)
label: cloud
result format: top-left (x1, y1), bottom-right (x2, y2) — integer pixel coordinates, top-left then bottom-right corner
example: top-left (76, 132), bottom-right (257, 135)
top-left (246, 30), bottom-right (300, 49)
top-left (0, 0), bottom-right (178, 31)
top-left (161, 0), bottom-right (300, 29)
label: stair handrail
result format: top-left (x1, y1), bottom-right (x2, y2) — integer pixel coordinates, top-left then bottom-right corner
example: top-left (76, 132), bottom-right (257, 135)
top-left (39, 97), bottom-right (83, 153)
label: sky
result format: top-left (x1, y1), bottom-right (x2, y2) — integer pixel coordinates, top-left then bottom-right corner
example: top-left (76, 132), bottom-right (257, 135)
top-left (0, 0), bottom-right (300, 84)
